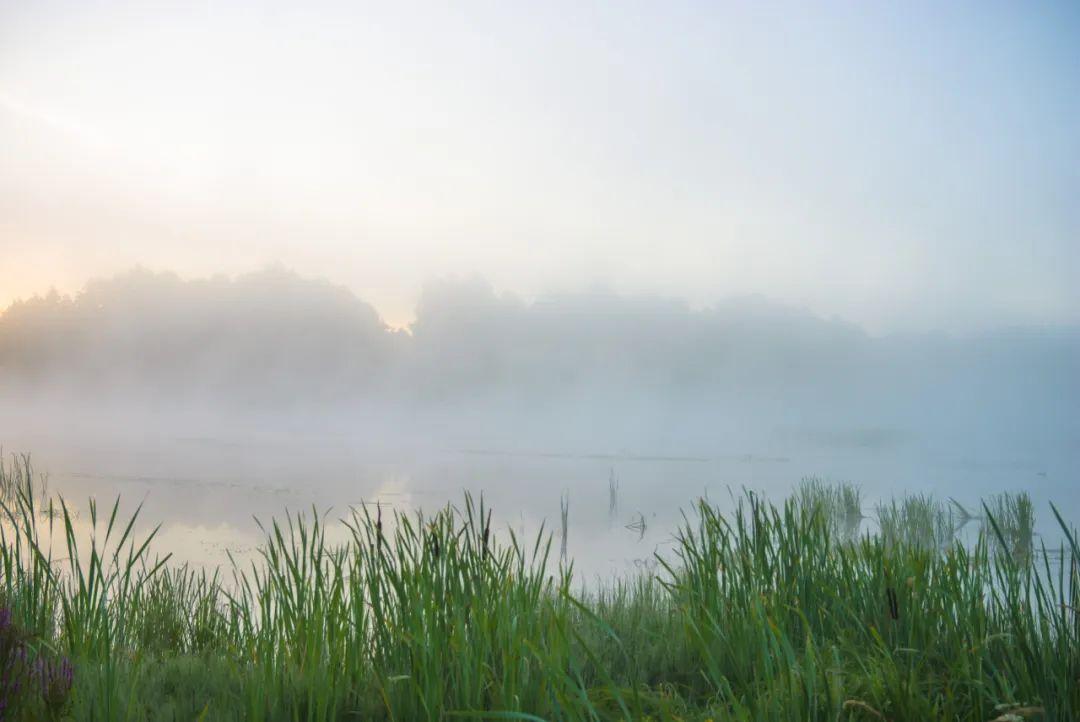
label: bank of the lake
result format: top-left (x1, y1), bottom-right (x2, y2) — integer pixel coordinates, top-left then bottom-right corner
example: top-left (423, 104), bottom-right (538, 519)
top-left (0, 456), bottom-right (1076, 721)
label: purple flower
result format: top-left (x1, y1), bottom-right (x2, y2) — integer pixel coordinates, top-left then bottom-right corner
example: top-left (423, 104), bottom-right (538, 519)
top-left (36, 654), bottom-right (74, 714)
top-left (0, 606), bottom-right (74, 716)
top-left (0, 606), bottom-right (27, 717)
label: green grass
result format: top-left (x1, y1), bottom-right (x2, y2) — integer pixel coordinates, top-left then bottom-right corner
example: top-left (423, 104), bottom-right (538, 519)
top-left (875, 492), bottom-right (959, 552)
top-left (0, 455), bottom-right (1077, 721)
top-left (795, 477), bottom-right (864, 542)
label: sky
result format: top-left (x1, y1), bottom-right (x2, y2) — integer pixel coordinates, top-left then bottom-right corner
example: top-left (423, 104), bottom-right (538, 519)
top-left (1, 0), bottom-right (1077, 332)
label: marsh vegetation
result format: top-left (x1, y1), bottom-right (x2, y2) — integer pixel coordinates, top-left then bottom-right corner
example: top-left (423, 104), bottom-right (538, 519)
top-left (0, 455), bottom-right (1076, 721)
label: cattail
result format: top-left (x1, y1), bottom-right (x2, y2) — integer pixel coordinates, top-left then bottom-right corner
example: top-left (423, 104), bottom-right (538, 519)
top-left (376, 503), bottom-right (383, 553)
top-left (482, 509), bottom-right (491, 559)
top-left (886, 587), bottom-right (899, 620)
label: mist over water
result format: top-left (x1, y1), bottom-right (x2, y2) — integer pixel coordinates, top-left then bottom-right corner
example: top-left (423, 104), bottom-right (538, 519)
top-left (1, 267), bottom-right (1077, 578)
top-left (3, 4), bottom-right (1078, 716)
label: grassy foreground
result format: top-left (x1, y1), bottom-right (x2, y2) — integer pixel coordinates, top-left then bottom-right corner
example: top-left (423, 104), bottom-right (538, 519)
top-left (0, 456), bottom-right (1077, 721)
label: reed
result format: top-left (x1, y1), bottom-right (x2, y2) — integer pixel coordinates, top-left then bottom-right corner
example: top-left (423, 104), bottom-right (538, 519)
top-left (0, 456), bottom-right (1075, 720)
top-left (795, 476), bottom-right (864, 541)
top-left (876, 492), bottom-right (958, 552)
top-left (984, 491), bottom-right (1036, 565)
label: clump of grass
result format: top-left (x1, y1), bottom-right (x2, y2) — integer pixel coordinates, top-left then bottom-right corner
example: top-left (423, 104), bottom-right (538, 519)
top-left (795, 476), bottom-right (864, 541)
top-left (667, 490), bottom-right (1079, 720)
top-left (0, 454), bottom-right (1076, 721)
top-left (984, 491), bottom-right (1036, 566)
top-left (0, 453), bottom-right (43, 508)
top-left (1, 469), bottom-right (611, 721)
top-left (876, 492), bottom-right (958, 551)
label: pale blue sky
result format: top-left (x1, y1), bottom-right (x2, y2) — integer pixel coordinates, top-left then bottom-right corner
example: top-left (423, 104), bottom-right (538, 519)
top-left (1, 0), bottom-right (1077, 331)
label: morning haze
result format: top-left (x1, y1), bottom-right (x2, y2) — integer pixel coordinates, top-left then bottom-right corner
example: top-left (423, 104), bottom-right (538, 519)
top-left (0, 1), bottom-right (1078, 719)
top-left (2, 1), bottom-right (1078, 331)
top-left (1, 265), bottom-right (1075, 500)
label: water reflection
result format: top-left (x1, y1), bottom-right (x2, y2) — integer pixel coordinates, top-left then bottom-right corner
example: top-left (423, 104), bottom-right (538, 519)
top-left (0, 430), bottom-right (1075, 581)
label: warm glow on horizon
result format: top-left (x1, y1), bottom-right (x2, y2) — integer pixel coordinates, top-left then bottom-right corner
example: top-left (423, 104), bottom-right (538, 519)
top-left (2, 1), bottom-right (1078, 334)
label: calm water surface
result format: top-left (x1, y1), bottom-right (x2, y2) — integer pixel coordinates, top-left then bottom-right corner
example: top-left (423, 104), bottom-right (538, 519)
top-left (2, 429), bottom-right (1074, 581)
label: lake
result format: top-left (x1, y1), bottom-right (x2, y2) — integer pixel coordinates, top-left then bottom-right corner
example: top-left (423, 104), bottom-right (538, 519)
top-left (2, 424), bottom-right (1074, 582)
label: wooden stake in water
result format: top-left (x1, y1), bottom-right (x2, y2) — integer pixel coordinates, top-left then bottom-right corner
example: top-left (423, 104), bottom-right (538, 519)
top-left (560, 492), bottom-right (569, 563)
top-left (608, 468), bottom-right (619, 526)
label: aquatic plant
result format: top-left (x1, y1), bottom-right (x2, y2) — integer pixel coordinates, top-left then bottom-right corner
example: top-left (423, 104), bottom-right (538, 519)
top-left (876, 492), bottom-right (958, 551)
top-left (0, 455), bottom-right (1075, 720)
top-left (984, 491), bottom-right (1036, 565)
top-left (795, 476), bottom-right (864, 541)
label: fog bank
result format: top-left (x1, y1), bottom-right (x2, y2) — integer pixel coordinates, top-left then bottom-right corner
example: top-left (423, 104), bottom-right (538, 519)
top-left (2, 268), bottom-right (1076, 461)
